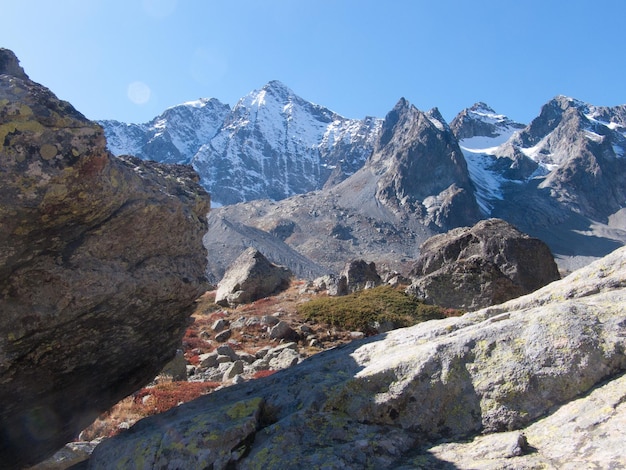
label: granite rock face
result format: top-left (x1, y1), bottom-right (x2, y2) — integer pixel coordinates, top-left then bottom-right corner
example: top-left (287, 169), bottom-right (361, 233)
top-left (417, 372), bottom-right (626, 468)
top-left (0, 49), bottom-right (210, 468)
top-left (407, 218), bottom-right (561, 310)
top-left (88, 246), bottom-right (626, 469)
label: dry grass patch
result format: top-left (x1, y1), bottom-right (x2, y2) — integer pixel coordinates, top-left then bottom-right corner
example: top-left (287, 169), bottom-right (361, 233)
top-left (80, 380), bottom-right (220, 440)
top-left (298, 285), bottom-right (461, 333)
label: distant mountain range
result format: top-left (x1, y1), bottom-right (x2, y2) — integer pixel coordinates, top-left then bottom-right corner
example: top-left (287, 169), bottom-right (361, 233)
top-left (99, 84), bottom-right (626, 281)
top-left (101, 81), bottom-right (380, 206)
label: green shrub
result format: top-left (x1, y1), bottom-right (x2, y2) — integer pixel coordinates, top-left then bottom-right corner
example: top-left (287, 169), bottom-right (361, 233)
top-left (298, 285), bottom-right (457, 333)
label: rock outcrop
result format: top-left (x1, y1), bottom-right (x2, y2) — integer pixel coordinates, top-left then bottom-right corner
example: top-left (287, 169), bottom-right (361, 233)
top-left (0, 49), bottom-right (210, 468)
top-left (87, 246), bottom-right (626, 469)
top-left (340, 259), bottom-right (382, 294)
top-left (407, 218), bottom-right (561, 310)
top-left (215, 248), bottom-right (293, 307)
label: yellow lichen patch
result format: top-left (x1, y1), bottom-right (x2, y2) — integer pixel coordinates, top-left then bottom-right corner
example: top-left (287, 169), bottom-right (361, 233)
top-left (12, 225), bottom-right (31, 236)
top-left (226, 396), bottom-right (263, 420)
top-left (0, 120), bottom-right (45, 148)
top-left (39, 144), bottom-right (57, 160)
top-left (43, 183), bottom-right (68, 201)
top-left (18, 103), bottom-right (34, 118)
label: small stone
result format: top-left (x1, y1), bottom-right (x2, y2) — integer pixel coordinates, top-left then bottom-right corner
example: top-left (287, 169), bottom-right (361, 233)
top-left (238, 352), bottom-right (257, 364)
top-left (216, 344), bottom-right (239, 361)
top-left (266, 342), bottom-right (298, 359)
top-left (269, 321), bottom-right (297, 340)
top-left (214, 248), bottom-right (292, 307)
top-left (223, 360), bottom-right (244, 380)
top-left (230, 316), bottom-right (247, 329)
top-left (215, 329), bottom-right (232, 342)
top-left (268, 349), bottom-right (300, 370)
top-left (261, 315), bottom-right (280, 326)
top-left (299, 324), bottom-right (313, 335)
top-left (255, 346), bottom-right (271, 359)
top-left (245, 317), bottom-right (262, 328)
top-left (199, 352), bottom-right (218, 368)
top-left (212, 319), bottom-right (229, 333)
top-left (250, 358), bottom-right (270, 371)
top-left (506, 432), bottom-right (528, 458)
top-left (216, 355), bottom-right (232, 364)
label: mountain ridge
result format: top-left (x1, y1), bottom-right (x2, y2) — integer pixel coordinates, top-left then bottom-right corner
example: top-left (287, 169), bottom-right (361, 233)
top-left (99, 85), bottom-right (626, 279)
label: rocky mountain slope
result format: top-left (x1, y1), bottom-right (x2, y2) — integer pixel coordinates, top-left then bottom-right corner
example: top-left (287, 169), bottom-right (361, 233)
top-left (87, 245), bottom-right (626, 469)
top-left (203, 98), bottom-right (483, 283)
top-left (203, 96), bottom-right (626, 282)
top-left (101, 97), bottom-right (231, 165)
top-left (457, 96), bottom-right (626, 270)
top-left (0, 49), bottom-right (210, 468)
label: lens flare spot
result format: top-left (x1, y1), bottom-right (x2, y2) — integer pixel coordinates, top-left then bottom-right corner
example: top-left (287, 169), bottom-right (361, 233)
top-left (127, 81), bottom-right (151, 105)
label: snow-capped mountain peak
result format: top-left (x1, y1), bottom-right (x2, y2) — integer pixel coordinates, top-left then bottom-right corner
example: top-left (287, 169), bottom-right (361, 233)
top-left (99, 87), bottom-right (626, 234)
top-left (99, 80), bottom-right (382, 205)
top-left (425, 107), bottom-right (451, 132)
top-left (182, 82), bottom-right (382, 205)
top-left (467, 101), bottom-right (503, 119)
top-left (450, 102), bottom-right (525, 151)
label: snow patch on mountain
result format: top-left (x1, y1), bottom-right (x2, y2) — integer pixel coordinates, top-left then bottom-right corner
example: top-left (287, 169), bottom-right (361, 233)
top-left (454, 104), bottom-right (526, 216)
top-left (518, 141), bottom-right (559, 171)
top-left (459, 127), bottom-right (518, 151)
top-left (101, 120), bottom-right (145, 157)
top-left (461, 150), bottom-right (506, 215)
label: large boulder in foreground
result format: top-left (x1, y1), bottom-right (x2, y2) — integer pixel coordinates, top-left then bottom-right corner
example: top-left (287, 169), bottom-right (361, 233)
top-left (0, 49), bottom-right (210, 468)
top-left (215, 247), bottom-right (292, 307)
top-left (88, 246), bottom-right (626, 469)
top-left (407, 218), bottom-right (561, 309)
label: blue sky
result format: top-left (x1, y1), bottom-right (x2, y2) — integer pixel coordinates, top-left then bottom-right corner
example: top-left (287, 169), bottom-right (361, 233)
top-left (3, 0), bottom-right (625, 125)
